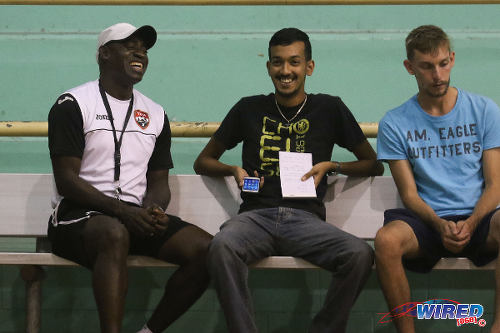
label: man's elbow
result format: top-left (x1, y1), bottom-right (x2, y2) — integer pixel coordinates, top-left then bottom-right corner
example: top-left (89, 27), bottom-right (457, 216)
top-left (372, 161), bottom-right (385, 176)
top-left (53, 173), bottom-right (77, 198)
top-left (193, 156), bottom-right (205, 175)
top-left (358, 160), bottom-right (384, 176)
top-left (55, 182), bottom-right (70, 197)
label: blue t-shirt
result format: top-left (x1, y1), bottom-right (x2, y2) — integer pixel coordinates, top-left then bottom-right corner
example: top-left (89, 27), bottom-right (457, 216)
top-left (377, 88), bottom-right (500, 216)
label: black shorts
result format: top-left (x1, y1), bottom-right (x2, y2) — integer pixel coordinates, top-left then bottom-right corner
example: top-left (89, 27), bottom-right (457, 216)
top-left (383, 207), bottom-right (500, 273)
top-left (48, 198), bottom-right (191, 268)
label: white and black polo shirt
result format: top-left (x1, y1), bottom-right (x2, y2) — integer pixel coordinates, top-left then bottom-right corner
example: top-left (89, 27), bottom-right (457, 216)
top-left (48, 80), bottom-right (172, 207)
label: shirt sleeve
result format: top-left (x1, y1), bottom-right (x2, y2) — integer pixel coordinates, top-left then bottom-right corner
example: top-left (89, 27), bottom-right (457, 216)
top-left (213, 99), bottom-right (244, 150)
top-left (377, 113), bottom-right (408, 161)
top-left (482, 98), bottom-right (500, 151)
top-left (48, 93), bottom-right (85, 159)
top-left (333, 98), bottom-right (367, 151)
top-left (148, 113), bottom-right (174, 170)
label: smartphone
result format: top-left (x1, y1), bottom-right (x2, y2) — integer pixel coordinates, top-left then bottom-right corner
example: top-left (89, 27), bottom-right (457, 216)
top-left (242, 177), bottom-right (260, 193)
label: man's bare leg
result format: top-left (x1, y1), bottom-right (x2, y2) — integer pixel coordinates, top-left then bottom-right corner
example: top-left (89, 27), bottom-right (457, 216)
top-left (375, 220), bottom-right (422, 333)
top-left (146, 226), bottom-right (212, 332)
top-left (485, 211), bottom-right (500, 333)
top-left (83, 216), bottom-right (130, 333)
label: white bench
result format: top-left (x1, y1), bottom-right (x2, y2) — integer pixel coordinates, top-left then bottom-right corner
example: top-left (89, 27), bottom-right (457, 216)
top-left (0, 173), bottom-right (494, 333)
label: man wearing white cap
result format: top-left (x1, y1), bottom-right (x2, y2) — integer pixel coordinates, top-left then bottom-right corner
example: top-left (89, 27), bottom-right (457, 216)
top-left (47, 23), bottom-right (212, 333)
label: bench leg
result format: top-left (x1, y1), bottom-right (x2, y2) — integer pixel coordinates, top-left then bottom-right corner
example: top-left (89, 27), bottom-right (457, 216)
top-left (20, 265), bottom-right (45, 333)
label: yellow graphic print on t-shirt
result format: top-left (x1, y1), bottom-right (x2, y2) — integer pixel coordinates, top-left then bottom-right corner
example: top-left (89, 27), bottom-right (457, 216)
top-left (259, 116), bottom-right (310, 176)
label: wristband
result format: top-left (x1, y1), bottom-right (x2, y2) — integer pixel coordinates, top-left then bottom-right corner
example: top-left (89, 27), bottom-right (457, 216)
top-left (328, 161), bottom-right (341, 176)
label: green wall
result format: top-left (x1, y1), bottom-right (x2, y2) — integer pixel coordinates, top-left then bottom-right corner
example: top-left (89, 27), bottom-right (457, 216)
top-left (1, 4), bottom-right (500, 332)
top-left (2, 4), bottom-right (500, 174)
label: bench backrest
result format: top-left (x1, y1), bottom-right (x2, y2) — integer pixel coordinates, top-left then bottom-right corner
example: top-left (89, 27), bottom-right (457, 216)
top-left (0, 174), bottom-right (403, 239)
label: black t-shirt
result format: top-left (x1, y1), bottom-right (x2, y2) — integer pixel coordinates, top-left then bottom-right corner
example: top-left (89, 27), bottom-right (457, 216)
top-left (214, 93), bottom-right (366, 220)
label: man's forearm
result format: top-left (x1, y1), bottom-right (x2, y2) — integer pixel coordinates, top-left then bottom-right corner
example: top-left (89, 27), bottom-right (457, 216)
top-left (143, 187), bottom-right (171, 211)
top-left (142, 170), bottom-right (171, 210)
top-left (467, 148), bottom-right (500, 230)
top-left (55, 172), bottom-right (126, 218)
top-left (400, 191), bottom-right (444, 232)
top-left (467, 184), bottom-right (500, 230)
top-left (333, 159), bottom-right (384, 177)
top-left (194, 156), bottom-right (237, 177)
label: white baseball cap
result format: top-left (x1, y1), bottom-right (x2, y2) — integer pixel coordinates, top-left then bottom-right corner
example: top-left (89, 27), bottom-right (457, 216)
top-left (97, 23), bottom-right (157, 51)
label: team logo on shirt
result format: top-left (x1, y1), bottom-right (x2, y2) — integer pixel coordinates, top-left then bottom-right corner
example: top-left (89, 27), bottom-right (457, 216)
top-left (134, 110), bottom-right (150, 129)
top-left (293, 119), bottom-right (309, 135)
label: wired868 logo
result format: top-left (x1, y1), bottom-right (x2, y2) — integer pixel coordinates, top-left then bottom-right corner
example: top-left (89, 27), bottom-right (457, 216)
top-left (378, 299), bottom-right (486, 328)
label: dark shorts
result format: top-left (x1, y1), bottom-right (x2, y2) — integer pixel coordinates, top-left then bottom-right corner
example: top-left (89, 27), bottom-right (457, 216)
top-left (48, 198), bottom-right (191, 268)
top-left (384, 207), bottom-right (500, 273)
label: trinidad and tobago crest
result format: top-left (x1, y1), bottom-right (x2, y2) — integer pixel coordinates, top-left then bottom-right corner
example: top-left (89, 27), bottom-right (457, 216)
top-left (134, 110), bottom-right (150, 129)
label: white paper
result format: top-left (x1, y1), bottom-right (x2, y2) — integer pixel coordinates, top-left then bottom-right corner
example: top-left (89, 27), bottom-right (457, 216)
top-left (279, 151), bottom-right (317, 198)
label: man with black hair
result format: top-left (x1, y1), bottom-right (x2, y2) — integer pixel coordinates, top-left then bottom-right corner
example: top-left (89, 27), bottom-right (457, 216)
top-left (48, 23), bottom-right (212, 333)
top-left (194, 27), bottom-right (383, 333)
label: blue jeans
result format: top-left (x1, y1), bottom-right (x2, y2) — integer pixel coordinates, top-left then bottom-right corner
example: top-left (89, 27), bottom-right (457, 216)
top-left (207, 207), bottom-right (374, 333)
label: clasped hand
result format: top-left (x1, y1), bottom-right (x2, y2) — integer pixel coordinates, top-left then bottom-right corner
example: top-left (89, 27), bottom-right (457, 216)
top-left (439, 219), bottom-right (472, 254)
top-left (119, 204), bottom-right (169, 237)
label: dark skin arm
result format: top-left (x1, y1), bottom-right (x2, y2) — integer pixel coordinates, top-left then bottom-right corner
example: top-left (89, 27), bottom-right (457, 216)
top-left (193, 137), bottom-right (264, 189)
top-left (143, 169), bottom-right (172, 235)
top-left (302, 139), bottom-right (385, 187)
top-left (51, 155), bottom-right (156, 236)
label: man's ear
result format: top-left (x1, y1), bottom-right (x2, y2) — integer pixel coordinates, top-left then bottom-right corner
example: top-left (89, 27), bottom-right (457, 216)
top-left (266, 60), bottom-right (271, 76)
top-left (403, 59), bottom-right (415, 75)
top-left (306, 60), bottom-right (315, 76)
top-left (99, 45), bottom-right (111, 62)
top-left (449, 51), bottom-right (456, 69)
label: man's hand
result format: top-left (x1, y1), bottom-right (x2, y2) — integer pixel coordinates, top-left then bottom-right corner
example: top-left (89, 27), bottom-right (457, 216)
top-left (117, 205), bottom-right (156, 237)
top-left (301, 161), bottom-right (333, 188)
top-left (232, 166), bottom-right (248, 189)
top-left (232, 167), bottom-right (264, 190)
top-left (438, 219), bottom-right (471, 253)
top-left (147, 204), bottom-right (169, 236)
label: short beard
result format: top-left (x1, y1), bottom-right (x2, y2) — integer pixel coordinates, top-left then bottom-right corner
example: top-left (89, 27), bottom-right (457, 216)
top-left (427, 79), bottom-right (450, 98)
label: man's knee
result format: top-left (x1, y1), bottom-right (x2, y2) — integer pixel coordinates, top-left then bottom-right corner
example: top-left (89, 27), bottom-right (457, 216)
top-left (85, 216), bottom-right (130, 252)
top-left (193, 236), bottom-right (212, 259)
top-left (101, 223), bottom-right (129, 247)
top-left (184, 230), bottom-right (212, 265)
top-left (356, 240), bottom-right (375, 266)
top-left (489, 211), bottom-right (500, 238)
top-left (339, 238), bottom-right (374, 274)
top-left (208, 233), bottom-right (230, 258)
top-left (207, 232), bottom-right (241, 267)
top-left (374, 222), bottom-right (410, 259)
